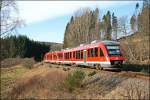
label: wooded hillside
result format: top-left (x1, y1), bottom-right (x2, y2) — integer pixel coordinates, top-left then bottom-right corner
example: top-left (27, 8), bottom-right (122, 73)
top-left (1, 35), bottom-right (50, 61)
top-left (120, 3), bottom-right (150, 64)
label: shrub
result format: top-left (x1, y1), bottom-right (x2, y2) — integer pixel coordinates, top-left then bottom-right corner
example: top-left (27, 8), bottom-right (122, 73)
top-left (63, 68), bottom-right (67, 71)
top-left (64, 69), bottom-right (85, 92)
top-left (0, 58), bottom-right (22, 68)
top-left (119, 81), bottom-right (149, 99)
top-left (63, 67), bottom-right (70, 71)
top-left (67, 67), bottom-right (70, 71)
top-left (21, 58), bottom-right (35, 69)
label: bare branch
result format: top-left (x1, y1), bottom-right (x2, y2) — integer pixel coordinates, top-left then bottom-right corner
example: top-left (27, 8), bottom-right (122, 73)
top-left (0, 0), bottom-right (21, 37)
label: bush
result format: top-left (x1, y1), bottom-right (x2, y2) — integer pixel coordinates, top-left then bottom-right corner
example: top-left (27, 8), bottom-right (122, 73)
top-left (21, 58), bottom-right (35, 69)
top-left (63, 67), bottom-right (70, 71)
top-left (64, 69), bottom-right (85, 92)
top-left (119, 81), bottom-right (149, 99)
top-left (0, 58), bottom-right (22, 68)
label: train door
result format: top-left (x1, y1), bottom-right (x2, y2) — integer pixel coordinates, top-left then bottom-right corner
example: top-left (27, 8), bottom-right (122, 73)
top-left (83, 50), bottom-right (86, 64)
top-left (100, 48), bottom-right (105, 61)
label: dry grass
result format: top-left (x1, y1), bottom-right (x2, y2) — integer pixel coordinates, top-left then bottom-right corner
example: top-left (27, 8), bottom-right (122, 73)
top-left (1, 58), bottom-right (23, 68)
top-left (118, 80), bottom-right (149, 99)
top-left (1, 63), bottom-right (149, 99)
top-left (9, 70), bottom-right (67, 99)
top-left (88, 71), bottom-right (96, 76)
top-left (120, 32), bottom-right (150, 65)
top-left (102, 78), bottom-right (149, 99)
top-left (0, 58), bottom-right (36, 69)
top-left (0, 66), bottom-right (28, 99)
top-left (21, 58), bottom-right (35, 69)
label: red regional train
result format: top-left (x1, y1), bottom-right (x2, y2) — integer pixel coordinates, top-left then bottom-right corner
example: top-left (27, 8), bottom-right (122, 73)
top-left (44, 40), bottom-right (125, 70)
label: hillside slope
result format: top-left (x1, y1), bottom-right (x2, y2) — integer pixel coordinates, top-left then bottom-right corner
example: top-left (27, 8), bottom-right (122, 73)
top-left (119, 32), bottom-right (149, 64)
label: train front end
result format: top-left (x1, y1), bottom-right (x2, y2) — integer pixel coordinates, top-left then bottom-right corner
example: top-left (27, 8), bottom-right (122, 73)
top-left (103, 41), bottom-right (125, 70)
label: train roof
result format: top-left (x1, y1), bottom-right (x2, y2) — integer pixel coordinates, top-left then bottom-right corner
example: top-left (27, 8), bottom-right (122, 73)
top-left (45, 40), bottom-right (120, 54)
top-left (63, 40), bottom-right (120, 52)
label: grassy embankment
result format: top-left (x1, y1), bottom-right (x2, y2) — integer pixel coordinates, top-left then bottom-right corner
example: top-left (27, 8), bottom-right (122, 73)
top-left (1, 66), bottom-right (28, 98)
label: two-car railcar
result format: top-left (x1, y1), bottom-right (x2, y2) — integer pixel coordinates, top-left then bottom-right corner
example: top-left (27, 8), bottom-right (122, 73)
top-left (44, 40), bottom-right (125, 70)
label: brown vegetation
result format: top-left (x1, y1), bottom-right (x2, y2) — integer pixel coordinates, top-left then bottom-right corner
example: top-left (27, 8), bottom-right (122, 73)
top-left (119, 4), bottom-right (150, 64)
top-left (120, 31), bottom-right (149, 64)
top-left (118, 80), bottom-right (149, 99)
top-left (21, 58), bottom-right (35, 69)
top-left (0, 58), bottom-right (35, 68)
top-left (1, 63), bottom-right (149, 99)
top-left (9, 70), bottom-right (67, 99)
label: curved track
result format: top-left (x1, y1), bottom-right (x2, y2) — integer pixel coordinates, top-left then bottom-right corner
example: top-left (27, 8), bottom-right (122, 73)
top-left (48, 63), bottom-right (149, 80)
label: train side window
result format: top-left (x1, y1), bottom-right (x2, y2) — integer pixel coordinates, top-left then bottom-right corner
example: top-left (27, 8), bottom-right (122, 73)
top-left (67, 53), bottom-right (68, 59)
top-left (100, 48), bottom-right (104, 56)
top-left (77, 51), bottom-right (79, 59)
top-left (79, 51), bottom-right (81, 59)
top-left (91, 48), bottom-right (93, 57)
top-left (93, 48), bottom-right (95, 57)
top-left (70, 52), bottom-right (72, 58)
top-left (76, 51), bottom-right (78, 59)
top-left (64, 53), bottom-right (66, 59)
top-left (81, 50), bottom-right (83, 59)
top-left (89, 49), bottom-right (91, 57)
top-left (73, 52), bottom-right (74, 58)
top-left (60, 54), bottom-right (62, 58)
top-left (76, 51), bottom-right (77, 59)
top-left (88, 49), bottom-right (90, 57)
top-left (95, 48), bottom-right (98, 57)
top-left (74, 51), bottom-right (76, 58)
top-left (78, 51), bottom-right (81, 59)
top-left (66, 53), bottom-right (67, 59)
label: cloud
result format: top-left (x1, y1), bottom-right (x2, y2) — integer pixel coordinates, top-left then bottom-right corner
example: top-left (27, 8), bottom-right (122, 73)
top-left (17, 1), bottom-right (138, 24)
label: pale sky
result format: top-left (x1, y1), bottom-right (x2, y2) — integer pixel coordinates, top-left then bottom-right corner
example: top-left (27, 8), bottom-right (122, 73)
top-left (16, 1), bottom-right (143, 43)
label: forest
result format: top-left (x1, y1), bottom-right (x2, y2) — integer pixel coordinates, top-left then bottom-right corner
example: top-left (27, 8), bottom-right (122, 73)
top-left (0, 35), bottom-right (50, 61)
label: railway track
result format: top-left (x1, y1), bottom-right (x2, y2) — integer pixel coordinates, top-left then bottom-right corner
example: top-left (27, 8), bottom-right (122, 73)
top-left (48, 63), bottom-right (149, 80)
top-left (79, 67), bottom-right (149, 80)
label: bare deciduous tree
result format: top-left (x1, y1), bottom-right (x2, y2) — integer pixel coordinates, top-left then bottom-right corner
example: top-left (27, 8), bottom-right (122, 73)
top-left (118, 16), bottom-right (129, 37)
top-left (0, 0), bottom-right (22, 37)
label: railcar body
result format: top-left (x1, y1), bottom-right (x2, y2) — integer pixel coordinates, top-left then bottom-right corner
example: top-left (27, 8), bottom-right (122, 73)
top-left (44, 40), bottom-right (125, 70)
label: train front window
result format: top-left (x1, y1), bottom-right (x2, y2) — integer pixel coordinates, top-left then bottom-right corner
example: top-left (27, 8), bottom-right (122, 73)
top-left (106, 45), bottom-right (121, 56)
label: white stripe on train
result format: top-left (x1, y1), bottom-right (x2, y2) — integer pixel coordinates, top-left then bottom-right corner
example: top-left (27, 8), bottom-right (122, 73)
top-left (44, 60), bottom-right (111, 68)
